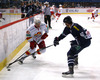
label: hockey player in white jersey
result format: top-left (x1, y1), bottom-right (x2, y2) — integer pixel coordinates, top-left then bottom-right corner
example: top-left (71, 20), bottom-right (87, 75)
top-left (50, 5), bottom-right (56, 19)
top-left (56, 4), bottom-right (62, 22)
top-left (88, 8), bottom-right (98, 22)
top-left (18, 18), bottom-right (49, 64)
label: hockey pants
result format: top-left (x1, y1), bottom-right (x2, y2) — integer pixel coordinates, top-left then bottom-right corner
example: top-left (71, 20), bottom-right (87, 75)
top-left (67, 39), bottom-right (91, 66)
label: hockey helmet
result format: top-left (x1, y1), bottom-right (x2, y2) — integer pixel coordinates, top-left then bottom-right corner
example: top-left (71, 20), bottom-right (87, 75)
top-left (34, 18), bottom-right (41, 25)
top-left (95, 8), bottom-right (98, 11)
top-left (59, 4), bottom-right (62, 7)
top-left (63, 16), bottom-right (72, 24)
top-left (44, 1), bottom-right (49, 5)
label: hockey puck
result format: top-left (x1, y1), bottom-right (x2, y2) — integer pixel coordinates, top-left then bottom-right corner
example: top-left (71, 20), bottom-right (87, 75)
top-left (7, 68), bottom-right (11, 71)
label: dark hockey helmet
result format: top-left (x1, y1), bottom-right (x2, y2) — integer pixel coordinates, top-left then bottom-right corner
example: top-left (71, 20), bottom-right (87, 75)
top-left (63, 16), bottom-right (72, 24)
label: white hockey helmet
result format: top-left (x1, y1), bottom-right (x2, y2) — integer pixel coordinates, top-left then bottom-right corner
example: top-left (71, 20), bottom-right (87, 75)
top-left (52, 5), bottom-right (55, 7)
top-left (44, 1), bottom-right (49, 5)
top-left (34, 18), bottom-right (41, 25)
top-left (96, 8), bottom-right (98, 11)
top-left (59, 4), bottom-right (62, 7)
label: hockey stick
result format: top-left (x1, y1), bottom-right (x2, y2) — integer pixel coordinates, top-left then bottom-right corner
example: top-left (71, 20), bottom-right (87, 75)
top-left (6, 39), bottom-right (41, 69)
top-left (6, 49), bottom-right (28, 69)
top-left (7, 44), bottom-right (54, 69)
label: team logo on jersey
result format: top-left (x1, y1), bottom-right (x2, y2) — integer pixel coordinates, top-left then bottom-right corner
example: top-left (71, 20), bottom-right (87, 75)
top-left (34, 32), bottom-right (42, 36)
top-left (26, 31), bottom-right (30, 34)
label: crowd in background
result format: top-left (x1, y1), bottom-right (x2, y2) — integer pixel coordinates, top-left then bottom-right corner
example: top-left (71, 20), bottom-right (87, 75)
top-left (62, 2), bottom-right (100, 8)
top-left (0, 1), bottom-right (99, 18)
top-left (20, 1), bottom-right (100, 18)
top-left (0, 0), bottom-right (100, 9)
top-left (21, 1), bottom-right (42, 17)
top-left (0, 0), bottom-right (99, 20)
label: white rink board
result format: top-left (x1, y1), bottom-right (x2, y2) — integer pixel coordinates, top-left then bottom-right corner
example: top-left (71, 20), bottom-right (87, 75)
top-left (62, 8), bottom-right (100, 13)
top-left (0, 20), bottom-right (27, 62)
top-left (0, 13), bottom-right (44, 65)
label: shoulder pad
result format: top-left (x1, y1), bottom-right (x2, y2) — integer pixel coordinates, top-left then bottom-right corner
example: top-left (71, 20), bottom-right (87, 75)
top-left (41, 22), bottom-right (46, 26)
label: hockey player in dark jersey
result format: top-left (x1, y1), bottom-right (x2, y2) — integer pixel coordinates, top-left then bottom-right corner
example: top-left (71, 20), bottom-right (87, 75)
top-left (53, 16), bottom-right (92, 76)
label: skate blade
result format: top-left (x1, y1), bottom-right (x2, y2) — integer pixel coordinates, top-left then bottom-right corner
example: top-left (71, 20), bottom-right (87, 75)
top-left (18, 61), bottom-right (23, 65)
top-left (62, 74), bottom-right (74, 78)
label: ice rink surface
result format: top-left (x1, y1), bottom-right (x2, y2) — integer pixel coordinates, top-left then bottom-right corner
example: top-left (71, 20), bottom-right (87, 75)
top-left (0, 14), bottom-right (100, 80)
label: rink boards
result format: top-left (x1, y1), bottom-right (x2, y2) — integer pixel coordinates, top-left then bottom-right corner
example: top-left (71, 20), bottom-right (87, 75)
top-left (0, 13), bottom-right (44, 71)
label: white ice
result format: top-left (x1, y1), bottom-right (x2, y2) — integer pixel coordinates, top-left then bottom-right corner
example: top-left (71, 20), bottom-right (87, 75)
top-left (0, 14), bottom-right (100, 80)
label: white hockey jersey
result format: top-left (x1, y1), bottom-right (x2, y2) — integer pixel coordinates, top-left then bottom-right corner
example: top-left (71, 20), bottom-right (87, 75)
top-left (57, 7), bottom-right (62, 14)
top-left (50, 6), bottom-right (55, 12)
top-left (26, 22), bottom-right (48, 43)
top-left (92, 9), bottom-right (98, 15)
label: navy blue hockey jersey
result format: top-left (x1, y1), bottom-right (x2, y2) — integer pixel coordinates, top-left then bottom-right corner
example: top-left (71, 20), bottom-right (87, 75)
top-left (58, 23), bottom-right (92, 46)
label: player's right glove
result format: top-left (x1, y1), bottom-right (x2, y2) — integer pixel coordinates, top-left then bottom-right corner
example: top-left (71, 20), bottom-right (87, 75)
top-left (54, 37), bottom-right (59, 46)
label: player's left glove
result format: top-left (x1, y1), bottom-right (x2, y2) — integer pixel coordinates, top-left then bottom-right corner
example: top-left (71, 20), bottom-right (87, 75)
top-left (54, 37), bottom-right (59, 46)
top-left (41, 33), bottom-right (48, 39)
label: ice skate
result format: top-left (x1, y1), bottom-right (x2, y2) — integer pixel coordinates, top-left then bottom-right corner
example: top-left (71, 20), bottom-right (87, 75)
top-left (62, 66), bottom-right (74, 77)
top-left (18, 56), bottom-right (26, 64)
top-left (52, 17), bottom-right (55, 20)
top-left (92, 19), bottom-right (95, 22)
top-left (88, 17), bottom-right (90, 19)
top-left (32, 53), bottom-right (36, 59)
top-left (2, 18), bottom-right (5, 20)
top-left (49, 26), bottom-right (52, 29)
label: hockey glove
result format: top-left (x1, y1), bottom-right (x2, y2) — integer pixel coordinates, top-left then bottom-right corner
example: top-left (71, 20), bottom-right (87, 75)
top-left (41, 33), bottom-right (48, 39)
top-left (54, 37), bottom-right (59, 46)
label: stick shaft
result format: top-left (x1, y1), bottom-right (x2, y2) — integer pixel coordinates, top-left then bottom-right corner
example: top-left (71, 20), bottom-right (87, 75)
top-left (7, 44), bottom-right (53, 68)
